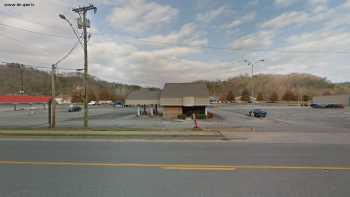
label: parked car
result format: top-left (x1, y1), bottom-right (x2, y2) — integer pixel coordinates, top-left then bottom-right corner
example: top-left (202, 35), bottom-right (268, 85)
top-left (112, 102), bottom-right (124, 108)
top-left (88, 101), bottom-right (97, 105)
top-left (310, 104), bottom-right (326, 109)
top-left (68, 105), bottom-right (82, 112)
top-left (325, 104), bottom-right (344, 108)
top-left (248, 109), bottom-right (267, 118)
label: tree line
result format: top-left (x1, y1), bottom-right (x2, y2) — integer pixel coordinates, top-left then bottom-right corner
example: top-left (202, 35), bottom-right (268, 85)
top-left (203, 73), bottom-right (350, 102)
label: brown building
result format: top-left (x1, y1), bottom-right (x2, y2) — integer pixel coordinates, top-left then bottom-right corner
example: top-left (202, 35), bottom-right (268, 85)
top-left (125, 82), bottom-right (210, 119)
top-left (125, 89), bottom-right (161, 116)
top-left (160, 82), bottom-right (209, 119)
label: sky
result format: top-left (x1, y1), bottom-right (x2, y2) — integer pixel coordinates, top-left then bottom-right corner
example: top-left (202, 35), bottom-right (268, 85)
top-left (0, 0), bottom-right (350, 87)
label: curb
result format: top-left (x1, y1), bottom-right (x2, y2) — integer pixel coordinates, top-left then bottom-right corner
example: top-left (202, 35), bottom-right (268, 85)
top-left (0, 130), bottom-right (226, 140)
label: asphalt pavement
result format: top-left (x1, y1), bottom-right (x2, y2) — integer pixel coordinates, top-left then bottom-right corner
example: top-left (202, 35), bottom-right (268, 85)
top-left (0, 139), bottom-right (350, 197)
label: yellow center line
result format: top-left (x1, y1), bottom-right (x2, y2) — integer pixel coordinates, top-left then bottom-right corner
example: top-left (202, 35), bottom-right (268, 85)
top-left (0, 160), bottom-right (350, 171)
top-left (161, 166), bottom-right (236, 171)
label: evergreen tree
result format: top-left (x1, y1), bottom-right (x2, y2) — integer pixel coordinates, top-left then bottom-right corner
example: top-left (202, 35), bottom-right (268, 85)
top-left (257, 92), bottom-right (264, 101)
top-left (241, 89), bottom-right (250, 101)
top-left (226, 91), bottom-right (235, 102)
top-left (270, 91), bottom-right (279, 102)
top-left (282, 90), bottom-right (296, 101)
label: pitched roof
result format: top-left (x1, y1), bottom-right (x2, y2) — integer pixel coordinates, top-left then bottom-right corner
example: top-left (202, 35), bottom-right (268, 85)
top-left (0, 96), bottom-right (52, 104)
top-left (160, 82), bottom-right (209, 98)
top-left (127, 89), bottom-right (161, 100)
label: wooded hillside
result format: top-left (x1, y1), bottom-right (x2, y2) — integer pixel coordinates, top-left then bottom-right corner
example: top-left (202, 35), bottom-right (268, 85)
top-left (0, 63), bottom-right (142, 101)
top-left (1, 63), bottom-right (349, 102)
top-left (203, 73), bottom-right (350, 101)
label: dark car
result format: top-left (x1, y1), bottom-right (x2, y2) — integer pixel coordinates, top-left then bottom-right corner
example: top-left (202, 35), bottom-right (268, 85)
top-left (68, 105), bottom-right (82, 112)
top-left (310, 104), bottom-right (326, 109)
top-left (249, 109), bottom-right (267, 118)
top-left (326, 104), bottom-right (344, 108)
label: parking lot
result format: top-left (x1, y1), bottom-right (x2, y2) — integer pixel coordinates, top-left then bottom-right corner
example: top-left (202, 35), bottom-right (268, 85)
top-left (0, 104), bottom-right (349, 132)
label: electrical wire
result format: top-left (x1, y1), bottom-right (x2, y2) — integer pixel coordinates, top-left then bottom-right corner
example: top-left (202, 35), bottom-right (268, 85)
top-left (2, 20), bottom-right (350, 55)
top-left (53, 32), bottom-right (83, 66)
top-left (0, 23), bottom-right (74, 39)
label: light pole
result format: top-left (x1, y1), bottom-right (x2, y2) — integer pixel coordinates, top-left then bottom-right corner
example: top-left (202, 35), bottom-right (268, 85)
top-left (59, 14), bottom-right (83, 48)
top-left (60, 4), bottom-right (96, 128)
top-left (244, 59), bottom-right (264, 113)
top-left (51, 64), bottom-right (56, 128)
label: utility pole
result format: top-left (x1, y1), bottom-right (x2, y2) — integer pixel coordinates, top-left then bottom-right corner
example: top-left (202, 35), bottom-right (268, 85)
top-left (244, 59), bottom-right (264, 113)
top-left (51, 64), bottom-right (56, 128)
top-left (17, 64), bottom-right (24, 95)
top-left (250, 62), bottom-right (254, 106)
top-left (72, 4), bottom-right (97, 128)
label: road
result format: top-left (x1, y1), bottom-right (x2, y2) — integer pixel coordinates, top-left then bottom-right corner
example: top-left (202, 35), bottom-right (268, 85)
top-left (0, 139), bottom-right (350, 197)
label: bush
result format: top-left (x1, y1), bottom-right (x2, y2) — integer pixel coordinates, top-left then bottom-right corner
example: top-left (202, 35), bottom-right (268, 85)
top-left (207, 112), bottom-right (214, 119)
top-left (195, 113), bottom-right (207, 119)
top-left (177, 114), bottom-right (186, 119)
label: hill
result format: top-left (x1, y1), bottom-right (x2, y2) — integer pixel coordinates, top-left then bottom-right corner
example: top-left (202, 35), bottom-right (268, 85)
top-left (1, 63), bottom-right (349, 102)
top-left (202, 73), bottom-right (350, 101)
top-left (0, 63), bottom-right (143, 101)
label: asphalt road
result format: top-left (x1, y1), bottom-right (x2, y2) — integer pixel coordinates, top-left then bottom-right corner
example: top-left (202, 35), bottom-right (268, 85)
top-left (0, 139), bottom-right (350, 197)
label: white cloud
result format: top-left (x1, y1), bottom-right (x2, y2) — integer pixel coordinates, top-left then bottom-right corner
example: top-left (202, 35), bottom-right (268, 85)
top-left (196, 6), bottom-right (229, 23)
top-left (107, 0), bottom-right (178, 33)
top-left (253, 29), bottom-right (350, 82)
top-left (274, 0), bottom-right (327, 10)
top-left (231, 31), bottom-right (274, 50)
top-left (274, 0), bottom-right (300, 7)
top-left (344, 0), bottom-right (350, 7)
top-left (260, 11), bottom-right (308, 30)
top-left (224, 11), bottom-right (256, 29)
top-left (141, 23), bottom-right (207, 46)
top-left (308, 0), bottom-right (328, 13)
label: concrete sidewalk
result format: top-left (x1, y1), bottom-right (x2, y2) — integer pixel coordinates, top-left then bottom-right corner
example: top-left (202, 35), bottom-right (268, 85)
top-left (222, 131), bottom-right (350, 144)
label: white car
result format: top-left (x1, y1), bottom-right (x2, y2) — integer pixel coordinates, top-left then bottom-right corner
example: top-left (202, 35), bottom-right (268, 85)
top-left (88, 101), bottom-right (97, 105)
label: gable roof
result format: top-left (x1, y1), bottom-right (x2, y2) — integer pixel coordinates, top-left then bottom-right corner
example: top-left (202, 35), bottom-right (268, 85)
top-left (160, 82), bottom-right (209, 98)
top-left (127, 89), bottom-right (161, 100)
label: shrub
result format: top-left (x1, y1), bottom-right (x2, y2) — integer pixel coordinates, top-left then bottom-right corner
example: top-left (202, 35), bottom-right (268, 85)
top-left (195, 113), bottom-right (207, 119)
top-left (241, 89), bottom-right (250, 102)
top-left (269, 91), bottom-right (279, 102)
top-left (207, 112), bottom-right (214, 119)
top-left (256, 92), bottom-right (264, 101)
top-left (177, 114), bottom-right (186, 119)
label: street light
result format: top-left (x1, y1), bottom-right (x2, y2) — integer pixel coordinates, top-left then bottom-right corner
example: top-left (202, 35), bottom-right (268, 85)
top-left (58, 14), bottom-right (83, 47)
top-left (59, 5), bottom-right (96, 128)
top-left (243, 59), bottom-right (264, 113)
top-left (58, 14), bottom-right (66, 20)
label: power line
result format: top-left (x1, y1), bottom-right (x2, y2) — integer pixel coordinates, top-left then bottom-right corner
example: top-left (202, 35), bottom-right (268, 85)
top-left (2, 20), bottom-right (350, 55)
top-left (0, 23), bottom-right (74, 39)
top-left (1, 62), bottom-right (81, 71)
top-left (54, 33), bottom-right (83, 66)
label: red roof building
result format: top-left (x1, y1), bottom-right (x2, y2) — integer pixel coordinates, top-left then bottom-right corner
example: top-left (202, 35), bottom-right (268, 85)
top-left (0, 96), bottom-right (52, 104)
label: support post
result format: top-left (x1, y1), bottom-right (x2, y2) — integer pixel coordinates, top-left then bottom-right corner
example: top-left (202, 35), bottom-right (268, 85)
top-left (73, 4), bottom-right (97, 128)
top-left (48, 100), bottom-right (52, 128)
top-left (51, 64), bottom-right (56, 128)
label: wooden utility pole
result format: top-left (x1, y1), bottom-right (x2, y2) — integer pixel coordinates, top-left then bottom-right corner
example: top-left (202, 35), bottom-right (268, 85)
top-left (17, 64), bottom-right (24, 95)
top-left (72, 4), bottom-right (97, 128)
top-left (51, 64), bottom-right (56, 128)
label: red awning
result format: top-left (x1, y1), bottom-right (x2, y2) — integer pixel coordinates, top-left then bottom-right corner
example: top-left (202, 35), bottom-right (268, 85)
top-left (0, 96), bottom-right (52, 104)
